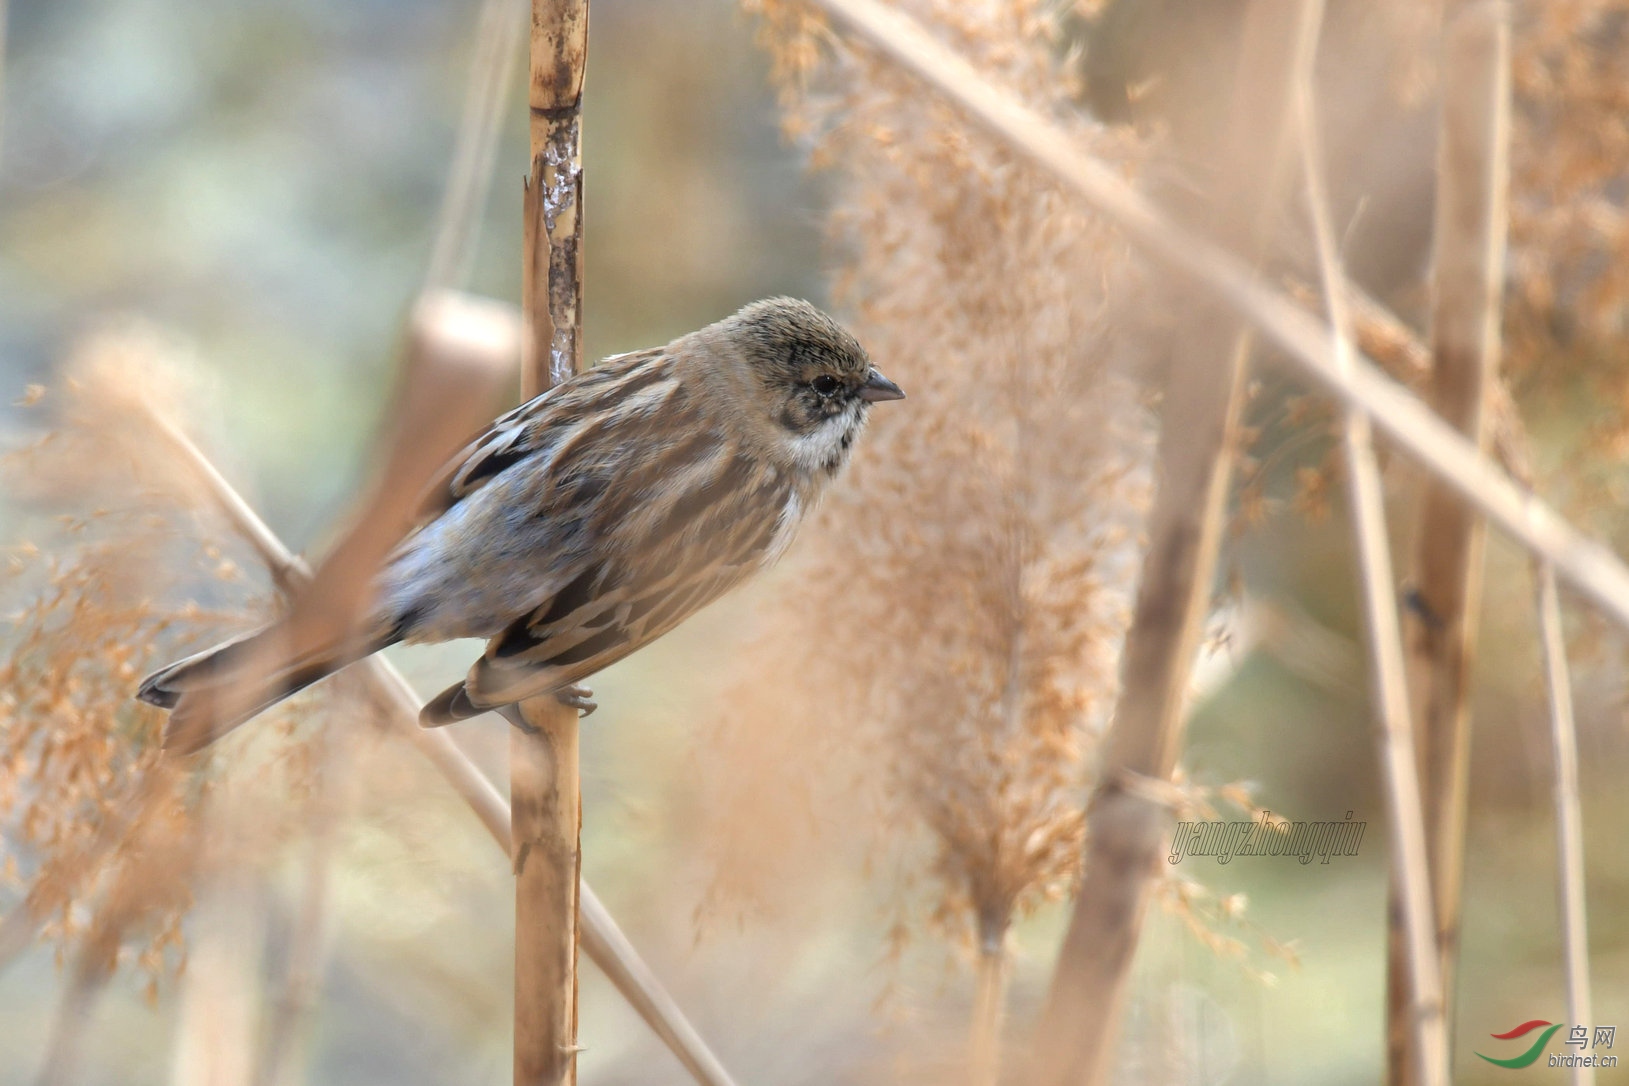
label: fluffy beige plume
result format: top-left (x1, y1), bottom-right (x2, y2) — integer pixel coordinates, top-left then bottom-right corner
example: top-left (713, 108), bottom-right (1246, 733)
top-left (0, 323), bottom-right (337, 996)
top-left (707, 0), bottom-right (1154, 957)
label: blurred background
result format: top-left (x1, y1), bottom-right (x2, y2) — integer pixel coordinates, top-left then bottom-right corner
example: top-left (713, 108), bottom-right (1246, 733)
top-left (0, 1), bottom-right (1626, 1084)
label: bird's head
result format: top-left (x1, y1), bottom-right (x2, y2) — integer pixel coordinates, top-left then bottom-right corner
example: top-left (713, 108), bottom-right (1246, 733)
top-left (701, 297), bottom-right (904, 475)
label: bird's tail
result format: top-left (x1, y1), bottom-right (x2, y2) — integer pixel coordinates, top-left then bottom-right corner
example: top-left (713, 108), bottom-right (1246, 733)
top-left (137, 625), bottom-right (394, 754)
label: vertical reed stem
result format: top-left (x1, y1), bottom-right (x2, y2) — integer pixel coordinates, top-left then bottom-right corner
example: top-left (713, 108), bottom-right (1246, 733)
top-left (1388, 6), bottom-right (1510, 1080)
top-left (1033, 4), bottom-right (1311, 1080)
top-left (1535, 566), bottom-right (1595, 1086)
top-left (1290, 5), bottom-right (1448, 1082)
top-left (969, 925), bottom-right (1009, 1086)
top-left (138, 406), bottom-right (739, 1086)
top-left (35, 951), bottom-right (113, 1086)
top-left (256, 735), bottom-right (346, 1086)
top-left (171, 872), bottom-right (263, 1086)
top-left (514, 3), bottom-right (587, 1084)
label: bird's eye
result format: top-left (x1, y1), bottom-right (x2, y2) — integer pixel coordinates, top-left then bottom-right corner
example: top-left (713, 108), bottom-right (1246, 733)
top-left (811, 374), bottom-right (841, 397)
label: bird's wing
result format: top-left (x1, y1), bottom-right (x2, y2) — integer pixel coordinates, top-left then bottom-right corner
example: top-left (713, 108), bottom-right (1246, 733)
top-left (378, 346), bottom-right (694, 648)
top-left (459, 453), bottom-right (795, 709)
top-left (410, 347), bottom-right (669, 527)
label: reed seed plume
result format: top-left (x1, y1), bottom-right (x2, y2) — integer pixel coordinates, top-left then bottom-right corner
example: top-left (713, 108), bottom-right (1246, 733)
top-left (720, 0), bottom-right (1157, 1009)
top-left (8, 322), bottom-right (215, 507)
top-left (1366, 2), bottom-right (1629, 497)
top-left (1498, 0), bottom-right (1629, 557)
top-left (701, 19), bottom-right (1292, 1079)
top-left (0, 522), bottom-right (204, 996)
top-left (1505, 3), bottom-right (1629, 349)
top-left (0, 323), bottom-right (348, 995)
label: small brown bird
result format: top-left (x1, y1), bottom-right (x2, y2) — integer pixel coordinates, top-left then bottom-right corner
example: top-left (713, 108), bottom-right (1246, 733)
top-left (138, 298), bottom-right (904, 752)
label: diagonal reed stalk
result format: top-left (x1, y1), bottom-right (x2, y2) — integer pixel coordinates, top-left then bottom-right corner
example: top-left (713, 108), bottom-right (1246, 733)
top-left (806, 0), bottom-right (1629, 638)
top-left (1388, 6), bottom-right (1511, 1082)
top-left (137, 404), bottom-right (739, 1086)
top-left (1290, 5), bottom-right (1447, 1084)
top-left (249, 6), bottom-right (527, 1068)
top-left (513, 2), bottom-right (589, 1084)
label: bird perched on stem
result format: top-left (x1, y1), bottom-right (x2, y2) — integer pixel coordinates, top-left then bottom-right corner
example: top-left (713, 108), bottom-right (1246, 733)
top-left (138, 298), bottom-right (903, 753)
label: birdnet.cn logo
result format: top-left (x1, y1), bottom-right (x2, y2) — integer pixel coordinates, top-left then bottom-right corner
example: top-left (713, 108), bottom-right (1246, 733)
top-left (1476, 1020), bottom-right (1616, 1070)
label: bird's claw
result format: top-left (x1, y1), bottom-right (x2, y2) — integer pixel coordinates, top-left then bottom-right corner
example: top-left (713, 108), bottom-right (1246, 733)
top-left (555, 683), bottom-right (597, 717)
top-left (495, 686), bottom-right (595, 734)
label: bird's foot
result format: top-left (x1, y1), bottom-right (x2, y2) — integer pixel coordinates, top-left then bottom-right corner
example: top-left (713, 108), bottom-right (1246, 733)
top-left (494, 686), bottom-right (596, 734)
top-left (555, 683), bottom-right (597, 717)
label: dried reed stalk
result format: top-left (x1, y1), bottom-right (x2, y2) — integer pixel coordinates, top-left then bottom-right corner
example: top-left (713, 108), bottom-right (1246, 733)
top-left (805, 0), bottom-right (1629, 645)
top-left (1272, 288), bottom-right (1591, 1055)
top-left (1291, 6), bottom-right (1448, 1084)
top-left (139, 405), bottom-right (740, 1086)
top-left (513, 2), bottom-right (588, 1083)
top-left (0, 907), bottom-right (32, 971)
top-left (255, 732), bottom-right (346, 1086)
top-left (1031, 1), bottom-right (1311, 1078)
top-left (970, 944), bottom-right (1007, 1086)
top-left (1534, 564), bottom-right (1594, 1086)
top-left (35, 948), bottom-right (114, 1086)
top-left (424, 0), bottom-right (526, 295)
top-left (140, 277), bottom-right (511, 1085)
top-left (1389, 5), bottom-right (1510, 1082)
top-left (170, 814), bottom-right (263, 1086)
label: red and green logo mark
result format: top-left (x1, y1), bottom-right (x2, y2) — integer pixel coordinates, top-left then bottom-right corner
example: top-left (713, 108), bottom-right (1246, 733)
top-left (1478, 1020), bottom-right (1618, 1069)
top-left (1477, 1021), bottom-right (1565, 1069)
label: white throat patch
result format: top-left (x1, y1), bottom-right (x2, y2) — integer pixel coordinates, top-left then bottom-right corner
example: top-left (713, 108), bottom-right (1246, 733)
top-left (784, 405), bottom-right (863, 475)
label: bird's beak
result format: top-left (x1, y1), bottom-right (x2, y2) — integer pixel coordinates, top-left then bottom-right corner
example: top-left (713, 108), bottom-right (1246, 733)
top-left (859, 368), bottom-right (905, 403)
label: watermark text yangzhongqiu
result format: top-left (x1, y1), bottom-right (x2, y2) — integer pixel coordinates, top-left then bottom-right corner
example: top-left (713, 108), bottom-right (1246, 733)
top-left (1167, 811), bottom-right (1365, 865)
